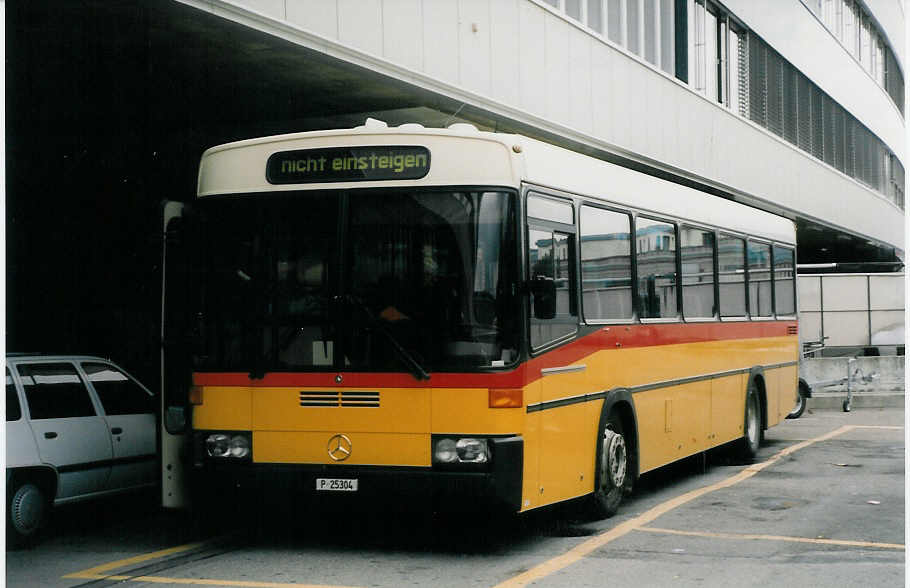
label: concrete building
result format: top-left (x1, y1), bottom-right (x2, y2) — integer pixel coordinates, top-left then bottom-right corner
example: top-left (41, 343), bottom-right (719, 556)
top-left (6, 1), bottom-right (904, 382)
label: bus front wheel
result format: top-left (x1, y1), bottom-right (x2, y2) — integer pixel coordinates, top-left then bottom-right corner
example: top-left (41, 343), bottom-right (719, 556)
top-left (586, 414), bottom-right (630, 519)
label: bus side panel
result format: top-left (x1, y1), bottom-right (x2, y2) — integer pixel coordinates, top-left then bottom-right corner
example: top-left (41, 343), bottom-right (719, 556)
top-left (710, 373), bottom-right (748, 446)
top-left (767, 362), bottom-right (799, 427)
top-left (520, 380), bottom-right (542, 512)
top-left (536, 401), bottom-right (601, 507)
top-left (633, 381), bottom-right (711, 472)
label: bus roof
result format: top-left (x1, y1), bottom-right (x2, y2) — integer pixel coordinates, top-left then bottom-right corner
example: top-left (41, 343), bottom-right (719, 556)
top-left (198, 122), bottom-right (795, 245)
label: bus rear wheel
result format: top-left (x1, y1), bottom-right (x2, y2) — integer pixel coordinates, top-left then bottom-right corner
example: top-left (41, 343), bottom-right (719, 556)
top-left (586, 414), bottom-right (629, 519)
top-left (738, 384), bottom-right (762, 459)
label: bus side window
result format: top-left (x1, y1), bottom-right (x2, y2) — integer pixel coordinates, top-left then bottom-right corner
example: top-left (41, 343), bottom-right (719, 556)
top-left (773, 245), bottom-right (796, 316)
top-left (636, 217), bottom-right (678, 319)
top-left (580, 206), bottom-right (633, 321)
top-left (718, 234), bottom-right (746, 318)
top-left (681, 227), bottom-right (716, 319)
top-left (748, 241), bottom-right (773, 318)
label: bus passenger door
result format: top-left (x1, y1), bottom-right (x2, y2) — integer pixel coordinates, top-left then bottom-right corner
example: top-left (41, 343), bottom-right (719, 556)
top-left (160, 201), bottom-right (193, 509)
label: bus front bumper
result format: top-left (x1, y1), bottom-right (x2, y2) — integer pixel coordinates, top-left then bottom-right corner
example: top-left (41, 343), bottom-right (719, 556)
top-left (192, 435), bottom-right (523, 513)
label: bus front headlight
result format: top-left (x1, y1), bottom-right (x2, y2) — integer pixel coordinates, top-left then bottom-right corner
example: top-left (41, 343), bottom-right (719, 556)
top-left (433, 437), bottom-right (490, 465)
top-left (205, 432), bottom-right (251, 459)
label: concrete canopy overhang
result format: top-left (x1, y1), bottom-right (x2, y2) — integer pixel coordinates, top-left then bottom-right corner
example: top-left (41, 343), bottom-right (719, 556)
top-left (6, 0), bottom-right (902, 363)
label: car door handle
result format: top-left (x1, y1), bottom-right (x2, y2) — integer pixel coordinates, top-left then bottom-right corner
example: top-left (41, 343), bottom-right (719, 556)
top-left (111, 427), bottom-right (123, 435)
top-left (44, 432), bottom-right (58, 439)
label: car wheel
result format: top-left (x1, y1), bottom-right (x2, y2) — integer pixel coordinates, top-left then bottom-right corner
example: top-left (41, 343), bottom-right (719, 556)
top-left (585, 413), bottom-right (630, 519)
top-left (786, 387), bottom-right (807, 419)
top-left (7, 479), bottom-right (49, 548)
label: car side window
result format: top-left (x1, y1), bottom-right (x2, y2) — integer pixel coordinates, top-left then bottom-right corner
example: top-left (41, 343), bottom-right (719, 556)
top-left (18, 363), bottom-right (96, 419)
top-left (82, 362), bottom-right (153, 416)
top-left (6, 368), bottom-right (22, 421)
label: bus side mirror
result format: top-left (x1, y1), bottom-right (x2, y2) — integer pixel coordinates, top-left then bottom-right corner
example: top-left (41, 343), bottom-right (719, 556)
top-left (531, 276), bottom-right (557, 320)
top-left (165, 405), bottom-right (187, 435)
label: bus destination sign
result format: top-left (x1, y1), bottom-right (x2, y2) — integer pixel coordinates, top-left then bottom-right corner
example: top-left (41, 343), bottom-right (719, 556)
top-left (266, 146), bottom-right (431, 184)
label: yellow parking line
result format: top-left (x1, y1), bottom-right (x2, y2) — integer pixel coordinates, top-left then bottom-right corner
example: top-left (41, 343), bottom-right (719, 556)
top-left (62, 537), bottom-right (364, 587)
top-left (638, 526), bottom-right (904, 550)
top-left (65, 573), bottom-right (360, 587)
top-left (63, 541), bottom-right (207, 579)
top-left (493, 425), bottom-right (858, 588)
top-left (111, 577), bottom-right (361, 587)
top-left (854, 425), bottom-right (903, 430)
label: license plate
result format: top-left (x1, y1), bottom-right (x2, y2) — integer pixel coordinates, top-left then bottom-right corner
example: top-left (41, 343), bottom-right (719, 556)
top-left (316, 478), bottom-right (358, 492)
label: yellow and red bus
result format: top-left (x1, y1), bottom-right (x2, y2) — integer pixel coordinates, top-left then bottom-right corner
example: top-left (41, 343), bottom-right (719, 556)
top-left (164, 120), bottom-right (798, 518)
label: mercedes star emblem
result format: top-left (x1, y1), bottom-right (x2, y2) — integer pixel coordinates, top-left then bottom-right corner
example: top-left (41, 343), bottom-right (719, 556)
top-left (327, 434), bottom-right (352, 461)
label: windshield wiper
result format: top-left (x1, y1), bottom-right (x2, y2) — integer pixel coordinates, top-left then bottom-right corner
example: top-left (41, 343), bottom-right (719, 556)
top-left (340, 294), bottom-right (430, 381)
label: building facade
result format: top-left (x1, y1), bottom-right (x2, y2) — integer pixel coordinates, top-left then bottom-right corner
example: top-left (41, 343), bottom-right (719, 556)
top-left (177, 0), bottom-right (905, 265)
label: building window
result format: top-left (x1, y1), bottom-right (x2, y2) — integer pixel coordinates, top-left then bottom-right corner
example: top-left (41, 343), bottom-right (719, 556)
top-left (588, 0), bottom-right (604, 33)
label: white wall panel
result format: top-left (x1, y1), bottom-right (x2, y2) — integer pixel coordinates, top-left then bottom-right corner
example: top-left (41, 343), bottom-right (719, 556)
top-left (823, 275), bottom-right (869, 311)
top-left (567, 27), bottom-right (592, 133)
top-left (383, 0), bottom-right (424, 71)
top-left (287, 0), bottom-right (338, 38)
top-left (422, 0), bottom-right (459, 84)
top-left (458, 0), bottom-right (492, 96)
top-left (870, 275), bottom-right (905, 310)
top-left (798, 276), bottom-right (822, 312)
top-left (518, 2), bottom-right (547, 115)
top-left (544, 14), bottom-right (571, 124)
top-left (823, 311), bottom-right (869, 346)
top-left (338, 0), bottom-right (382, 55)
top-left (490, 0), bottom-right (521, 106)
top-left (241, 0), bottom-right (284, 19)
top-left (590, 41), bottom-right (615, 139)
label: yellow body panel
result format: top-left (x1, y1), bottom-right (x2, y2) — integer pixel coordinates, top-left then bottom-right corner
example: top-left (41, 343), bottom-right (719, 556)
top-left (253, 387), bottom-right (430, 433)
top-left (255, 431), bottom-right (429, 466)
top-left (193, 387), bottom-right (252, 430)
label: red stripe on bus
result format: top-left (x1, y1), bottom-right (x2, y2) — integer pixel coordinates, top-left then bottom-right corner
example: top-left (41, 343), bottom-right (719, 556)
top-left (192, 320), bottom-right (796, 389)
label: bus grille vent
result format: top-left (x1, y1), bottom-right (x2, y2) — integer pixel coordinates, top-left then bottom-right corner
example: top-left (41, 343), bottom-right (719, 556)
top-left (787, 325), bottom-right (798, 335)
top-left (299, 391), bottom-right (380, 407)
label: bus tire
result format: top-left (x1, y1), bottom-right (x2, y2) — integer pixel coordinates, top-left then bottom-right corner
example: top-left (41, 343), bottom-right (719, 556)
top-left (586, 413), bottom-right (630, 519)
top-left (738, 382), bottom-right (762, 459)
top-left (7, 477), bottom-right (49, 548)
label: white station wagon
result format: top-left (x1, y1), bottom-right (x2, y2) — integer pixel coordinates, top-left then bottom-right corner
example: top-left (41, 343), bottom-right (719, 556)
top-left (6, 354), bottom-right (157, 546)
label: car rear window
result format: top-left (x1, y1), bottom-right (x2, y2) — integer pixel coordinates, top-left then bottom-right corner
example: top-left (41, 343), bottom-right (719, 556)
top-left (82, 362), bottom-right (153, 415)
top-left (18, 363), bottom-right (96, 419)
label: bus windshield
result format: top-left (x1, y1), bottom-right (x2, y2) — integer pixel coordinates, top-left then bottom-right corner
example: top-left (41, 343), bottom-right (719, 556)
top-left (195, 189), bottom-right (520, 375)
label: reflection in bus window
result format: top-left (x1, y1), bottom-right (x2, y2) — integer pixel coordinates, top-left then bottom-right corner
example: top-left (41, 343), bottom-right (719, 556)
top-left (681, 227), bottom-right (716, 319)
top-left (636, 218), bottom-right (677, 318)
top-left (580, 206), bottom-right (633, 321)
top-left (773, 246), bottom-right (796, 315)
top-left (749, 241), bottom-right (773, 317)
top-left (718, 234), bottom-right (746, 317)
top-left (529, 228), bottom-right (577, 348)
